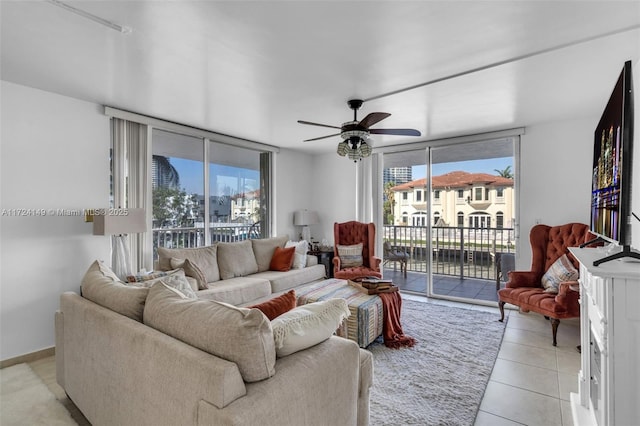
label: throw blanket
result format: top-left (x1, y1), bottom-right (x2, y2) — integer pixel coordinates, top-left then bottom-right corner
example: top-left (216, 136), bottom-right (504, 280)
top-left (379, 291), bottom-right (416, 348)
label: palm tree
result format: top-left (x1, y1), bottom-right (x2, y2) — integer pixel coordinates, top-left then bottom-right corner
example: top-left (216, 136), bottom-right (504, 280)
top-left (494, 165), bottom-right (513, 179)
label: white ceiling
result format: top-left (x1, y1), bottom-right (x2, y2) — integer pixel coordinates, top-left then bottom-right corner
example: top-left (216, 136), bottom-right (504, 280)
top-left (2, 1), bottom-right (639, 156)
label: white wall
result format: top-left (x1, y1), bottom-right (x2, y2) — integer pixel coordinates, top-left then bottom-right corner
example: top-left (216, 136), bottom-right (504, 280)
top-left (1, 82), bottom-right (111, 361)
top-left (517, 117), bottom-right (595, 267)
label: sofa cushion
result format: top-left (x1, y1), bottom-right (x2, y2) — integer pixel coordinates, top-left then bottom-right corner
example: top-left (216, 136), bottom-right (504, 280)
top-left (144, 282), bottom-right (276, 382)
top-left (285, 240), bottom-right (308, 269)
top-left (249, 290), bottom-right (297, 320)
top-left (252, 236), bottom-right (289, 272)
top-left (337, 243), bottom-right (364, 268)
top-left (252, 264), bottom-right (326, 294)
top-left (271, 298), bottom-right (350, 357)
top-left (218, 240), bottom-right (259, 279)
top-left (157, 245), bottom-right (220, 284)
top-left (541, 253), bottom-right (579, 293)
top-left (197, 277), bottom-right (272, 306)
top-left (81, 260), bottom-right (149, 322)
top-left (170, 258), bottom-right (208, 290)
top-left (269, 246), bottom-right (296, 272)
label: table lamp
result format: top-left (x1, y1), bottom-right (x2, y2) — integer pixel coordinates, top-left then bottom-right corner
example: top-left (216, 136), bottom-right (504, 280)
top-left (293, 209), bottom-right (318, 243)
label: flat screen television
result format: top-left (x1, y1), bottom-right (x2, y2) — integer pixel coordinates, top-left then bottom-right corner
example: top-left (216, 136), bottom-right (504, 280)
top-left (587, 60), bottom-right (639, 266)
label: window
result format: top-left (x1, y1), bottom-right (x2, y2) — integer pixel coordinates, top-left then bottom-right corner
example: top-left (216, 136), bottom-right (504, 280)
top-left (457, 212), bottom-right (464, 227)
top-left (496, 187), bottom-right (504, 198)
top-left (457, 189), bottom-right (464, 199)
top-left (469, 213), bottom-right (491, 229)
top-left (151, 129), bottom-right (269, 257)
top-left (496, 211), bottom-right (504, 229)
top-left (402, 192), bottom-right (408, 201)
top-left (416, 190), bottom-right (422, 202)
top-left (434, 190), bottom-right (440, 201)
top-left (433, 212), bottom-right (440, 226)
top-left (474, 187), bottom-right (483, 201)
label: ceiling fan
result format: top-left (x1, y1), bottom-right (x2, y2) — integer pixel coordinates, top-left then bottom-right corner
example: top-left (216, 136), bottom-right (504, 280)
top-left (297, 99), bottom-right (421, 161)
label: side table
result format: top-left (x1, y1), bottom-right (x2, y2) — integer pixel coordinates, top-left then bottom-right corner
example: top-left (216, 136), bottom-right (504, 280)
top-left (308, 250), bottom-right (334, 278)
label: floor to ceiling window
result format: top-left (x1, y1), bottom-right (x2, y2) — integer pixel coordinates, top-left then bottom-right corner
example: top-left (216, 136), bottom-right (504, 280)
top-left (381, 135), bottom-right (518, 306)
top-left (150, 129), bottom-right (269, 259)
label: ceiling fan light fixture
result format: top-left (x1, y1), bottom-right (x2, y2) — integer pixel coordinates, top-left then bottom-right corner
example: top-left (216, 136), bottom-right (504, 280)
top-left (337, 141), bottom-right (349, 156)
top-left (359, 141), bottom-right (371, 157)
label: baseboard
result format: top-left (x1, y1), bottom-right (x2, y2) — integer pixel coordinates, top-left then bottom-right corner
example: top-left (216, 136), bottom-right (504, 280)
top-left (0, 347), bottom-right (55, 369)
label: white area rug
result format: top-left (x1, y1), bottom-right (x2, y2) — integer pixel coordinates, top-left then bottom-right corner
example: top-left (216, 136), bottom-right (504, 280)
top-left (368, 299), bottom-right (507, 426)
top-left (0, 363), bottom-right (77, 426)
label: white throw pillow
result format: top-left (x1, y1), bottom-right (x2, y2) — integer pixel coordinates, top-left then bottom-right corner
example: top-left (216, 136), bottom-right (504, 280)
top-left (541, 254), bottom-right (579, 293)
top-left (285, 240), bottom-right (308, 269)
top-left (271, 298), bottom-right (350, 357)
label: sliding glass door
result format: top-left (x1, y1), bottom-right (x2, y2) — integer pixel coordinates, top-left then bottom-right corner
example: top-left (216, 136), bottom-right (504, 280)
top-left (381, 136), bottom-right (518, 305)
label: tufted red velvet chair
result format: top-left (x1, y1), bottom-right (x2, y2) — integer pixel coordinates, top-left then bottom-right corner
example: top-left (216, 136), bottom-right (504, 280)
top-left (333, 221), bottom-right (382, 280)
top-left (498, 223), bottom-right (597, 346)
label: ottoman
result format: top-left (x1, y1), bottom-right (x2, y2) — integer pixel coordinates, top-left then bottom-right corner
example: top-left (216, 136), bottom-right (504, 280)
top-left (296, 278), bottom-right (384, 348)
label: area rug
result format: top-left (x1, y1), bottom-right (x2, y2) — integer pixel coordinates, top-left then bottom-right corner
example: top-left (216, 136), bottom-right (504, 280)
top-left (0, 363), bottom-right (77, 426)
top-left (368, 299), bottom-right (507, 426)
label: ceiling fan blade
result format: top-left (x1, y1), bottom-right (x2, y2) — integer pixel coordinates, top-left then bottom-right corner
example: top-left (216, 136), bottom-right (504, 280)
top-left (297, 120), bottom-right (342, 130)
top-left (303, 133), bottom-right (341, 142)
top-left (370, 128), bottom-right (422, 136)
top-left (358, 112), bottom-right (391, 129)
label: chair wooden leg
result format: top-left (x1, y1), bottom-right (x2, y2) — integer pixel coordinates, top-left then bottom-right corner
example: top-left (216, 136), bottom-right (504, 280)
top-left (551, 318), bottom-right (560, 346)
top-left (498, 301), bottom-right (505, 322)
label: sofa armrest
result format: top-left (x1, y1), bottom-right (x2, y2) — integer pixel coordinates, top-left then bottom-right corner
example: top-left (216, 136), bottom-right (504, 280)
top-left (198, 336), bottom-right (366, 426)
top-left (306, 254), bottom-right (318, 266)
top-left (555, 281), bottom-right (580, 309)
top-left (505, 270), bottom-right (541, 288)
top-left (370, 255), bottom-right (382, 270)
top-left (333, 255), bottom-right (342, 273)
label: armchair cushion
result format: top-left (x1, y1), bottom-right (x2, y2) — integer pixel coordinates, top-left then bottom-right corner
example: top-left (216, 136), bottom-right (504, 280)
top-left (337, 243), bottom-right (364, 268)
top-left (541, 254), bottom-right (579, 293)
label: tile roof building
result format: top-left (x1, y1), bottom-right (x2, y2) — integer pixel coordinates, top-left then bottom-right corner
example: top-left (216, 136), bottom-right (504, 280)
top-left (391, 171), bottom-right (514, 229)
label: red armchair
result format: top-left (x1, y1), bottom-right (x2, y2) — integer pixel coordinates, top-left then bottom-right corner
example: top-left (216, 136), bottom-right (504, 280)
top-left (498, 223), bottom-right (597, 346)
top-left (333, 221), bottom-right (382, 280)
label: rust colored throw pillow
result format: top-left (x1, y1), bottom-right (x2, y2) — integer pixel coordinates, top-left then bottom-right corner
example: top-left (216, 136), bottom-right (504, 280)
top-left (269, 246), bottom-right (296, 272)
top-left (250, 290), bottom-right (297, 320)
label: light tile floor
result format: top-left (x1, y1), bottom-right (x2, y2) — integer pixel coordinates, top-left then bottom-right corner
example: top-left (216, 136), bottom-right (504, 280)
top-left (403, 293), bottom-right (580, 426)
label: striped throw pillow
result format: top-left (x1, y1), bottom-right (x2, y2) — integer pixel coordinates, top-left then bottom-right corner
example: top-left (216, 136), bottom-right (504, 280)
top-left (337, 243), bottom-right (364, 268)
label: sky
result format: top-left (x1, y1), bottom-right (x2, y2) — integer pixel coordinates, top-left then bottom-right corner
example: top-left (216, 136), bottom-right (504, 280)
top-left (414, 157), bottom-right (513, 179)
top-left (170, 156), bottom-right (513, 195)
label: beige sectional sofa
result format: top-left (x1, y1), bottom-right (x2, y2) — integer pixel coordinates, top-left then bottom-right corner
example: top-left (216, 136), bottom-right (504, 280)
top-left (55, 238), bottom-right (373, 425)
top-left (156, 236), bottom-right (326, 305)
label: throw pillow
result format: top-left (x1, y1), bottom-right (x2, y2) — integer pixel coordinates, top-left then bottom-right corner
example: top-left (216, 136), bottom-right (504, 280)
top-left (337, 243), bottom-right (364, 268)
top-left (129, 268), bottom-right (197, 299)
top-left (251, 236), bottom-right (289, 272)
top-left (143, 282), bottom-right (276, 382)
top-left (81, 260), bottom-right (149, 322)
top-left (157, 245), bottom-right (220, 283)
top-left (170, 257), bottom-right (208, 290)
top-left (126, 271), bottom-right (169, 283)
top-left (217, 240), bottom-right (259, 279)
top-left (249, 290), bottom-right (297, 320)
top-left (541, 254), bottom-right (579, 293)
top-left (285, 240), bottom-right (308, 269)
top-left (271, 298), bottom-right (350, 357)
top-left (269, 246), bottom-right (296, 272)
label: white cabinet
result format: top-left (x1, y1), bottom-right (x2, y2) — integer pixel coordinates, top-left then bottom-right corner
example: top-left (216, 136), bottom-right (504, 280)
top-left (569, 247), bottom-right (640, 426)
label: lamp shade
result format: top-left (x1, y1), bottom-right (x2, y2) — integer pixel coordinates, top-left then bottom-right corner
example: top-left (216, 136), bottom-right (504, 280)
top-left (93, 208), bottom-right (147, 235)
top-left (293, 209), bottom-right (319, 226)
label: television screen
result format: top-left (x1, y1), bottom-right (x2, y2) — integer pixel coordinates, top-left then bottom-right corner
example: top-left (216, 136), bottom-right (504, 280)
top-left (589, 61), bottom-right (633, 246)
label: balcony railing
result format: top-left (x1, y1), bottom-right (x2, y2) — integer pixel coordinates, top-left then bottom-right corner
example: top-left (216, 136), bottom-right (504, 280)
top-left (152, 223), bottom-right (259, 258)
top-left (152, 224), bottom-right (515, 282)
top-left (383, 225), bottom-right (515, 281)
